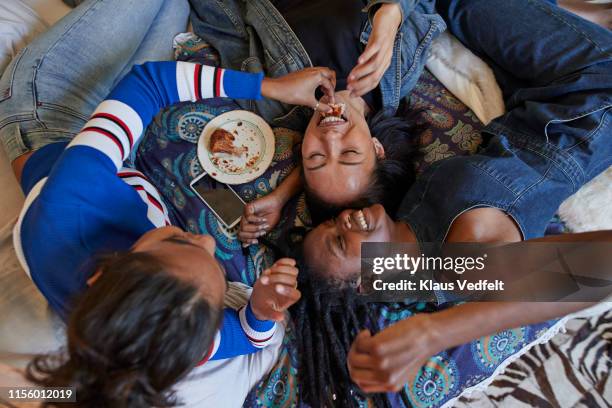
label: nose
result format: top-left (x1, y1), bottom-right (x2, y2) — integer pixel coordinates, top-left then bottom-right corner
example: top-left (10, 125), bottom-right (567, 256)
top-left (321, 128), bottom-right (345, 139)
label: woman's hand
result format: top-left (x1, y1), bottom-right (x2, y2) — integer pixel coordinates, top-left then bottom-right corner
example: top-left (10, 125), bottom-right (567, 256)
top-left (250, 258), bottom-right (301, 321)
top-left (347, 3), bottom-right (402, 97)
top-left (347, 314), bottom-right (441, 393)
top-left (238, 193), bottom-right (284, 245)
top-left (239, 167), bottom-right (302, 245)
top-left (261, 67), bottom-right (337, 113)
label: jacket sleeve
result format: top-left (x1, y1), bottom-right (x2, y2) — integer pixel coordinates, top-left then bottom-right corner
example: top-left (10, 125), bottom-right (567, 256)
top-left (364, 0), bottom-right (417, 27)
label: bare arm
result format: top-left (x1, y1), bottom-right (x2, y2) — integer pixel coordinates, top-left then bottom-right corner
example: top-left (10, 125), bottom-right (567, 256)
top-left (348, 230), bottom-right (612, 393)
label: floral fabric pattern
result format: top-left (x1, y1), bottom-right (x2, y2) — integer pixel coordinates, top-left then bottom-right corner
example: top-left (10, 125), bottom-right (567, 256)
top-left (133, 36), bottom-right (563, 407)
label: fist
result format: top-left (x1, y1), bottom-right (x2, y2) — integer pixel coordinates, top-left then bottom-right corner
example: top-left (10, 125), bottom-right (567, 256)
top-left (250, 258), bottom-right (301, 321)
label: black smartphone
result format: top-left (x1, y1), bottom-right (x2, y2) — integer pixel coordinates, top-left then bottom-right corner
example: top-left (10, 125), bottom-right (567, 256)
top-left (190, 172), bottom-right (246, 228)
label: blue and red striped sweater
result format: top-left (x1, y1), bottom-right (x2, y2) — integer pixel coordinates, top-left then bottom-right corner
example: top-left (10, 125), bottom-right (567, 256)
top-left (14, 61), bottom-right (275, 362)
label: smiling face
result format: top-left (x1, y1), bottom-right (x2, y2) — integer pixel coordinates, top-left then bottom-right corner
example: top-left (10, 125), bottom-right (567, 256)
top-left (302, 91), bottom-right (384, 207)
top-left (131, 226), bottom-right (227, 308)
top-left (303, 204), bottom-right (397, 285)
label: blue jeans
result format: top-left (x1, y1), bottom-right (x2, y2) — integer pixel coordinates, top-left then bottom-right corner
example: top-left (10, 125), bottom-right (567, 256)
top-left (0, 0), bottom-right (189, 162)
top-left (400, 0), bottom-right (612, 241)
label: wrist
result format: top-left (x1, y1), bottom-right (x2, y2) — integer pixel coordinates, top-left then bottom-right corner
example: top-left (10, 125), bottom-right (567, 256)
top-left (378, 3), bottom-right (402, 29)
top-left (269, 188), bottom-right (290, 208)
top-left (416, 313), bottom-right (446, 356)
top-left (261, 77), bottom-right (280, 101)
top-left (248, 299), bottom-right (268, 321)
top-left (274, 167), bottom-right (302, 204)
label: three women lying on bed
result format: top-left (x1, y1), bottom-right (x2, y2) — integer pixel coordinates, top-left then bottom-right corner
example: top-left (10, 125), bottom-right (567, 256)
top-left (5, 0), bottom-right (611, 406)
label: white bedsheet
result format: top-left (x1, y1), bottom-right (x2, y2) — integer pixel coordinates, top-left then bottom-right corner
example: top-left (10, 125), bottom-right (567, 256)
top-left (0, 0), bottom-right (69, 74)
top-left (0, 0), bottom-right (46, 74)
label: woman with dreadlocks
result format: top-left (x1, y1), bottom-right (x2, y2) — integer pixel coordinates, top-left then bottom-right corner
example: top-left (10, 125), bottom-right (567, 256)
top-left (290, 206), bottom-right (610, 406)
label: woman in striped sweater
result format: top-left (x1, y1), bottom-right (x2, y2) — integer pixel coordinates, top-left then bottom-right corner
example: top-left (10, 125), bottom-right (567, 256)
top-left (0, 0), bottom-right (336, 406)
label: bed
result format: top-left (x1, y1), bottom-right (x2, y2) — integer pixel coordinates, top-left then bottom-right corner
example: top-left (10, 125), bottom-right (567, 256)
top-left (0, 1), bottom-right (610, 407)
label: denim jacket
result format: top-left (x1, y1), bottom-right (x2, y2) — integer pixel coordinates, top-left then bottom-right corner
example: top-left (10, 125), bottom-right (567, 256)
top-left (189, 0), bottom-right (446, 129)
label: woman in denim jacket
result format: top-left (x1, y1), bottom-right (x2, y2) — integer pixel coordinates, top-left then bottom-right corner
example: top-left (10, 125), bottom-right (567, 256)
top-left (189, 0), bottom-right (450, 243)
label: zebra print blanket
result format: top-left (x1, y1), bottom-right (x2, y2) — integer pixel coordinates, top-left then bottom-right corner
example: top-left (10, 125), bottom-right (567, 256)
top-left (453, 308), bottom-right (612, 407)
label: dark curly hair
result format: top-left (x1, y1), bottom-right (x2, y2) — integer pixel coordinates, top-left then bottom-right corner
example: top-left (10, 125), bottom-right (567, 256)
top-left (305, 108), bottom-right (423, 225)
top-left (26, 251), bottom-right (222, 408)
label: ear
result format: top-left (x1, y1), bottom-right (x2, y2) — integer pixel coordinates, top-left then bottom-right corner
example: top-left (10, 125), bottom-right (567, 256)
top-left (372, 137), bottom-right (386, 159)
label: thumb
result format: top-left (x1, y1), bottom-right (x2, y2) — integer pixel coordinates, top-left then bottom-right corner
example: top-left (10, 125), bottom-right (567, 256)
top-left (316, 100), bottom-right (333, 114)
top-left (246, 202), bottom-right (257, 215)
top-left (354, 329), bottom-right (373, 353)
top-left (358, 41), bottom-right (379, 65)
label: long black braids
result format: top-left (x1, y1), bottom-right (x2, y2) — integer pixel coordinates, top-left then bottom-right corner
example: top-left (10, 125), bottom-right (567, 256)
top-left (291, 271), bottom-right (392, 408)
top-left (259, 232), bottom-right (393, 407)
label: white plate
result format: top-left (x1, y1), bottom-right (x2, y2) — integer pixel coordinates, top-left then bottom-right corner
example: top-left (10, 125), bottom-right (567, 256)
top-left (197, 110), bottom-right (275, 185)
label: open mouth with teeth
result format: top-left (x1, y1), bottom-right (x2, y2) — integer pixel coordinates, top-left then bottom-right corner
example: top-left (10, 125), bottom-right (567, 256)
top-left (345, 209), bottom-right (370, 232)
top-left (318, 103), bottom-right (348, 127)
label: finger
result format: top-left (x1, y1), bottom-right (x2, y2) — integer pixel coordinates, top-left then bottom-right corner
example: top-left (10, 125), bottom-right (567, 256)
top-left (318, 75), bottom-right (335, 97)
top-left (245, 213), bottom-right (268, 225)
top-left (348, 57), bottom-right (379, 83)
top-left (348, 366), bottom-right (382, 385)
top-left (348, 75), bottom-right (379, 97)
top-left (246, 203), bottom-right (257, 215)
top-left (269, 265), bottom-right (298, 277)
top-left (259, 268), bottom-right (273, 280)
top-left (275, 258), bottom-right (297, 267)
top-left (316, 100), bottom-right (333, 114)
top-left (245, 203), bottom-right (267, 223)
top-left (358, 41), bottom-right (381, 65)
top-left (273, 287), bottom-right (301, 305)
top-left (263, 273), bottom-right (298, 287)
top-left (314, 96), bottom-right (333, 114)
top-left (352, 369), bottom-right (408, 393)
top-left (360, 382), bottom-right (403, 394)
top-left (238, 230), bottom-right (264, 241)
top-left (353, 330), bottom-right (374, 354)
top-left (240, 223), bottom-right (269, 234)
top-left (260, 269), bottom-right (297, 284)
top-left (329, 69), bottom-right (337, 95)
top-left (348, 350), bottom-right (379, 370)
top-left (316, 95), bottom-right (335, 113)
top-left (238, 229), bottom-right (267, 240)
top-left (315, 66), bottom-right (336, 81)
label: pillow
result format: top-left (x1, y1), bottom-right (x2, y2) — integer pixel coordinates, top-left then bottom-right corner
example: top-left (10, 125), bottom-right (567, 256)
top-left (0, 0), bottom-right (48, 74)
top-left (426, 31), bottom-right (505, 125)
top-left (0, 148), bottom-right (64, 370)
top-left (559, 166), bottom-right (612, 231)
